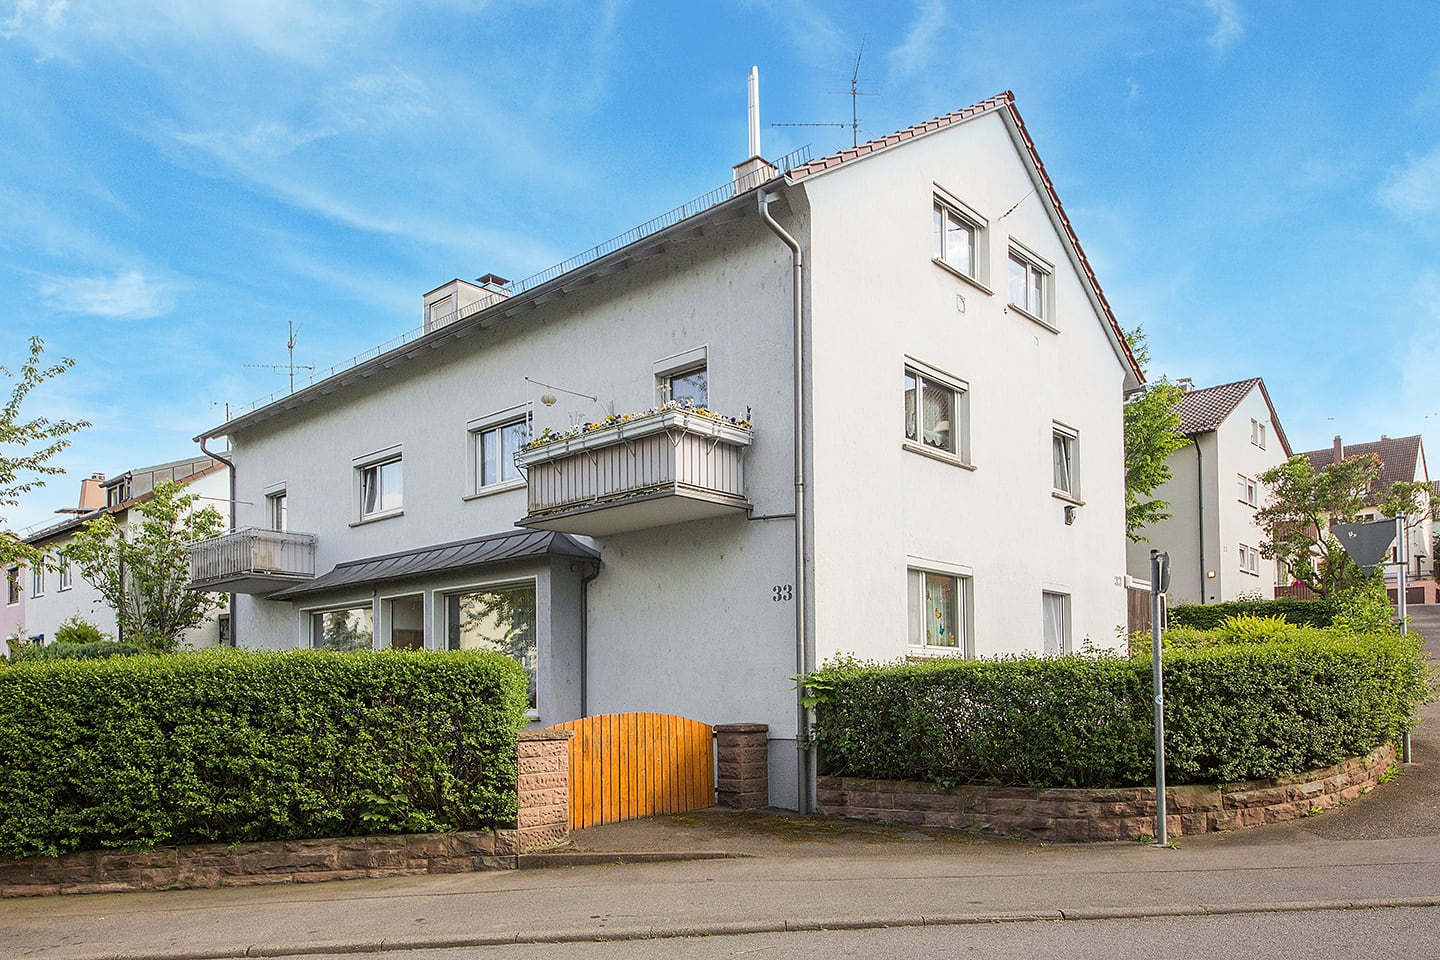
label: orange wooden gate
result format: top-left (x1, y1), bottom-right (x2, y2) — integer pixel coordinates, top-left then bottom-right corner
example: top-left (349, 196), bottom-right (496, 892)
top-left (547, 713), bottom-right (715, 829)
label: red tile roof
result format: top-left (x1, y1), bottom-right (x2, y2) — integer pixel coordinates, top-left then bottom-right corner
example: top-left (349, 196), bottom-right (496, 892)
top-left (1173, 377), bottom-right (1292, 456)
top-left (787, 91), bottom-right (1141, 383)
top-left (1297, 435), bottom-right (1427, 499)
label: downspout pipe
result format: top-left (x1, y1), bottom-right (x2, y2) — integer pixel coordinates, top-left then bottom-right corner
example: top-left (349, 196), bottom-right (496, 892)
top-left (1187, 433), bottom-right (1205, 604)
top-left (577, 559), bottom-right (601, 717)
top-left (200, 436), bottom-right (236, 646)
top-left (758, 187), bottom-right (811, 814)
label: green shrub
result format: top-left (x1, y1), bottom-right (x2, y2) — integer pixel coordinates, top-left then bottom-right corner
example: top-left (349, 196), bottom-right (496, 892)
top-left (1168, 598), bottom-right (1333, 630)
top-left (54, 615), bottom-right (111, 646)
top-left (8, 640), bottom-right (145, 663)
top-left (805, 631), bottom-right (1431, 789)
top-left (0, 648), bottom-right (530, 858)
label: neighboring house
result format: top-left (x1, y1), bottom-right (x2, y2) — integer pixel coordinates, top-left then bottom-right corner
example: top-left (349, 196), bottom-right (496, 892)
top-left (1128, 378), bottom-right (1293, 604)
top-left (23, 457), bottom-right (231, 645)
top-left (1295, 434), bottom-right (1434, 602)
top-left (190, 91), bottom-right (1143, 810)
top-left (1, 539), bottom-right (24, 656)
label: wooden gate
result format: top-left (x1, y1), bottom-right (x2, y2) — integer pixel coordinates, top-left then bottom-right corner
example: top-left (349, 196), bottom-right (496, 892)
top-left (547, 713), bottom-right (715, 829)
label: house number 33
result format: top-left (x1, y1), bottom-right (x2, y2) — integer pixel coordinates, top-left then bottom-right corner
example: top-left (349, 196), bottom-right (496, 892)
top-left (773, 584), bottom-right (793, 602)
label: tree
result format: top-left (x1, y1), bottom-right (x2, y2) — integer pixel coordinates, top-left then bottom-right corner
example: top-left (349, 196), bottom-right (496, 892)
top-left (1123, 326), bottom-right (1190, 541)
top-left (1, 337), bottom-right (89, 568)
top-left (1256, 453), bottom-right (1425, 599)
top-left (62, 480), bottom-right (226, 652)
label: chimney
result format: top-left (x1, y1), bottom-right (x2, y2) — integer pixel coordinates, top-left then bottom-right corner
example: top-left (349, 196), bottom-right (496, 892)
top-left (732, 66), bottom-right (776, 195)
top-left (1176, 377), bottom-right (1193, 392)
top-left (1332, 436), bottom-right (1344, 464)
top-left (78, 473), bottom-right (106, 511)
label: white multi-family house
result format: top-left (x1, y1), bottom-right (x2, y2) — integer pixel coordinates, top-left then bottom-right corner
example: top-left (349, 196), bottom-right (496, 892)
top-left (1127, 378), bottom-right (1293, 604)
top-left (1297, 434), bottom-right (1434, 603)
top-left (23, 456), bottom-right (231, 646)
top-left (190, 90), bottom-right (1143, 810)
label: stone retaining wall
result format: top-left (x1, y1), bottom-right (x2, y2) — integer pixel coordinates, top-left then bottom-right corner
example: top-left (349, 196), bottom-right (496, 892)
top-left (818, 744), bottom-right (1397, 842)
top-left (0, 729), bottom-right (573, 897)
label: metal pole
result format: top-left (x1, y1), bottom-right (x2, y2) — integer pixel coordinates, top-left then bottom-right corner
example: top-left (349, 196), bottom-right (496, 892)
top-left (1150, 549), bottom-right (1167, 847)
top-left (1397, 516), bottom-right (1414, 763)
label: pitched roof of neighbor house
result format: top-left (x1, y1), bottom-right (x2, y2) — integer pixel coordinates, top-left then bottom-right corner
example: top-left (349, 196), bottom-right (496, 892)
top-left (789, 90), bottom-right (1139, 382)
top-left (1298, 435), bottom-right (1427, 494)
top-left (1174, 377), bottom-right (1293, 456)
top-left (269, 529), bottom-right (601, 601)
top-left (23, 455), bottom-right (227, 545)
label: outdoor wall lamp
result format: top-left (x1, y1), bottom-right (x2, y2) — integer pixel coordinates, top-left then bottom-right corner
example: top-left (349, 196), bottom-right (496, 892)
top-left (1064, 504), bottom-right (1077, 525)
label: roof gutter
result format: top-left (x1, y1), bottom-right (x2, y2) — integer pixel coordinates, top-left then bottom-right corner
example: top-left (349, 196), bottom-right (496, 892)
top-left (758, 187), bottom-right (812, 814)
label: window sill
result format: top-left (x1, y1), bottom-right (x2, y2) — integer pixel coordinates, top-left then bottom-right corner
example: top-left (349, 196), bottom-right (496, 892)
top-left (350, 508), bottom-right (404, 527)
top-left (463, 479), bottom-right (527, 501)
top-left (58, 586), bottom-right (72, 592)
top-left (906, 646), bottom-right (969, 660)
top-left (1052, 491), bottom-right (1084, 506)
top-left (931, 258), bottom-right (993, 296)
top-left (1008, 304), bottom-right (1058, 334)
top-left (902, 440), bottom-right (976, 470)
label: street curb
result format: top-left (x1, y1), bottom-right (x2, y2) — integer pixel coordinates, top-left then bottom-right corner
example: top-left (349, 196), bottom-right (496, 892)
top-left (49, 897), bottom-right (1440, 960)
top-left (517, 850), bottom-right (743, 868)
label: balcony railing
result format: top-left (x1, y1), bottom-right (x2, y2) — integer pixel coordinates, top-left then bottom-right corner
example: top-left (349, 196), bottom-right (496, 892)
top-left (189, 527), bottom-right (318, 595)
top-left (517, 408), bottom-right (753, 537)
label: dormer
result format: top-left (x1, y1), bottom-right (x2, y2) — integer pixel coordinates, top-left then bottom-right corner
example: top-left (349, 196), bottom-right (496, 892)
top-left (423, 274), bottom-right (510, 333)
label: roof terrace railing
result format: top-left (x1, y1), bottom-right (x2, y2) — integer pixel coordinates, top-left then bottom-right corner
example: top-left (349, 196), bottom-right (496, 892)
top-left (221, 145), bottom-right (812, 423)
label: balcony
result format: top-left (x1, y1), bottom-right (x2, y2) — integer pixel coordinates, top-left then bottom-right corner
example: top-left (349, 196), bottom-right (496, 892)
top-left (517, 407), bottom-right (753, 537)
top-left (189, 527), bottom-right (318, 595)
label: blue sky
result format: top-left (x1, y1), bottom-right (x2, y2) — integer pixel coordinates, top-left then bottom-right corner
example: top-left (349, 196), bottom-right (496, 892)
top-left (3, 0), bottom-right (1439, 531)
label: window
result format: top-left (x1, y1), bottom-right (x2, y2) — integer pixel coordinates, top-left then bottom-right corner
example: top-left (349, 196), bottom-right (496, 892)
top-left (1239, 544), bottom-right (1260, 576)
top-left (426, 294), bottom-right (453, 327)
top-left (1052, 425), bottom-right (1079, 497)
top-left (58, 560), bottom-right (72, 592)
top-left (664, 365), bottom-right (708, 407)
top-left (1042, 591), bottom-right (1071, 656)
top-left (357, 455), bottom-right (402, 520)
top-left (311, 606), bottom-right (374, 651)
top-left (5, 567), bottom-right (18, 605)
top-left (904, 366), bottom-right (967, 458)
top-left (907, 569), bottom-right (970, 655)
top-left (1008, 249), bottom-right (1050, 321)
top-left (267, 491), bottom-right (288, 531)
top-left (107, 479), bottom-right (131, 507)
top-left (1251, 418), bottom-right (1268, 449)
top-left (933, 200), bottom-right (977, 277)
top-left (30, 566), bottom-right (44, 597)
top-left (447, 581), bottom-right (537, 710)
top-left (1238, 475), bottom-right (1259, 507)
top-left (477, 419), bottom-right (527, 489)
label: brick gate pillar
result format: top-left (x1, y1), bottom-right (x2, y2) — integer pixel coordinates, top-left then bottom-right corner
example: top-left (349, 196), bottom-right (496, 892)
top-left (714, 723), bottom-right (769, 810)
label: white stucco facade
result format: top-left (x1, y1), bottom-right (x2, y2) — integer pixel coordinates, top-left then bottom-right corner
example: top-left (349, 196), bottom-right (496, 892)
top-left (203, 95), bottom-right (1141, 810)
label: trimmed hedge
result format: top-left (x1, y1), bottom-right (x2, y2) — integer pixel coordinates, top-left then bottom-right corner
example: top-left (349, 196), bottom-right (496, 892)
top-left (805, 632), bottom-right (1430, 789)
top-left (1168, 598), bottom-right (1333, 630)
top-left (7, 640), bottom-right (145, 663)
top-left (0, 649), bottom-right (529, 859)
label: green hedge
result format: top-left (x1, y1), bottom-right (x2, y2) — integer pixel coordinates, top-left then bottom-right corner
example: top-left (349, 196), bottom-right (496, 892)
top-left (1168, 598), bottom-right (1333, 630)
top-left (7, 640), bottom-right (145, 663)
top-left (805, 632), bottom-right (1430, 789)
top-left (0, 649), bottom-right (530, 859)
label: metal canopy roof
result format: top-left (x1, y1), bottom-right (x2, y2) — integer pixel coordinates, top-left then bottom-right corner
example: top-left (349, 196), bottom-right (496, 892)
top-left (268, 528), bottom-right (599, 601)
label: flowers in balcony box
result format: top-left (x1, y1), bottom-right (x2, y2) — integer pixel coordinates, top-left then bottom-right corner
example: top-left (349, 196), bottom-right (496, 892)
top-left (522, 399), bottom-right (751, 451)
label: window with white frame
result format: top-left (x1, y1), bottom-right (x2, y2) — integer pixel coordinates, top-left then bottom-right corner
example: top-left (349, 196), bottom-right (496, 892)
top-left (447, 581), bottom-right (537, 711)
top-left (58, 559), bottom-right (72, 591)
top-left (1007, 247), bottom-right (1051, 322)
top-left (904, 365), bottom-right (968, 459)
top-left (1238, 474), bottom-right (1259, 507)
top-left (1239, 544), bottom-right (1261, 575)
top-left (356, 453), bottom-right (402, 520)
top-left (664, 365), bottom-right (708, 407)
top-left (267, 490), bottom-right (288, 531)
top-left (932, 194), bottom-right (987, 283)
top-left (311, 606), bottom-right (374, 651)
top-left (30, 566), bottom-right (44, 597)
top-left (1052, 424), bottom-right (1079, 497)
top-left (5, 567), bottom-right (18, 605)
top-left (1042, 591), bottom-right (1071, 656)
top-left (1251, 418), bottom-right (1268, 449)
top-left (476, 418), bottom-right (527, 490)
top-left (907, 568), bottom-right (970, 654)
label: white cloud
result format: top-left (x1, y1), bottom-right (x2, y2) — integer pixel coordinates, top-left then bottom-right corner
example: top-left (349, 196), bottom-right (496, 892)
top-left (38, 269), bottom-right (175, 318)
top-left (741, 0), bottom-right (848, 66)
top-left (1378, 145), bottom-right (1440, 218)
top-left (888, 0), bottom-right (948, 80)
top-left (1202, 0), bottom-right (1243, 54)
top-left (1, 0), bottom-right (68, 36)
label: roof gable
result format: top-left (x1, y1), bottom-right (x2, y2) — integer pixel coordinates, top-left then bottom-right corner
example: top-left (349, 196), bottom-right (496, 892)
top-left (1298, 435), bottom-right (1426, 495)
top-left (1173, 377), bottom-right (1292, 456)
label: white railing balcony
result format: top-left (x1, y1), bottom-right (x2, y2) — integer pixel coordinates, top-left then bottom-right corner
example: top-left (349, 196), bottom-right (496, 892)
top-left (517, 407), bottom-right (753, 537)
top-left (189, 527), bottom-right (318, 595)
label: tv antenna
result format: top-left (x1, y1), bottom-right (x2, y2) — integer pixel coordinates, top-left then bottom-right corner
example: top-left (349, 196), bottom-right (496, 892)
top-left (770, 39), bottom-right (876, 148)
top-left (244, 320), bottom-right (314, 394)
